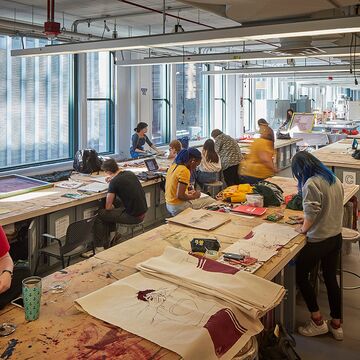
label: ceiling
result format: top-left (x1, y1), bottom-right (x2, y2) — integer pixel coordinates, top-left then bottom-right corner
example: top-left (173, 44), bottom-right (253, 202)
top-left (1, 0), bottom-right (360, 83)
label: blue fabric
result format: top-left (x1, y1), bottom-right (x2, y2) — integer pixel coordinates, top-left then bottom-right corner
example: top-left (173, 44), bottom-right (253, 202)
top-left (178, 136), bottom-right (189, 149)
top-left (195, 170), bottom-right (217, 187)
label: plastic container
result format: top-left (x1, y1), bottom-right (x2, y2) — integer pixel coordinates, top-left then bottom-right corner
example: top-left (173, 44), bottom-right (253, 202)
top-left (246, 194), bottom-right (264, 207)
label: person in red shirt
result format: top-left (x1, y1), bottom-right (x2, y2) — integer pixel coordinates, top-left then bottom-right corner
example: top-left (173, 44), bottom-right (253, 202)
top-left (0, 226), bottom-right (13, 295)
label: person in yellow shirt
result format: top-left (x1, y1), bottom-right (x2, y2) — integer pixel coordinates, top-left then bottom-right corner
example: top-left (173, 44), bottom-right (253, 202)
top-left (239, 120), bottom-right (275, 184)
top-left (165, 148), bottom-right (202, 216)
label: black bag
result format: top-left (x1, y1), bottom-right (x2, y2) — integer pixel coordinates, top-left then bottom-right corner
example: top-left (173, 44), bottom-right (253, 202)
top-left (352, 149), bottom-right (360, 160)
top-left (254, 180), bottom-right (284, 207)
top-left (31, 170), bottom-right (72, 183)
top-left (73, 149), bottom-right (102, 174)
top-left (259, 323), bottom-right (301, 360)
top-left (276, 130), bottom-right (291, 140)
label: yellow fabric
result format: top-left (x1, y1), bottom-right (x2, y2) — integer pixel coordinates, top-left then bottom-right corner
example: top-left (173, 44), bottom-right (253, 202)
top-left (165, 163), bottom-right (191, 205)
top-left (221, 184), bottom-right (253, 203)
top-left (241, 138), bottom-right (274, 179)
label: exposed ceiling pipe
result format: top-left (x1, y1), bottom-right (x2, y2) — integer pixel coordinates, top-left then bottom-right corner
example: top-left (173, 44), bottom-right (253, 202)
top-left (71, 6), bottom-right (193, 32)
top-left (117, 0), bottom-right (216, 29)
top-left (44, 0), bottom-right (61, 37)
top-left (0, 17), bottom-right (103, 42)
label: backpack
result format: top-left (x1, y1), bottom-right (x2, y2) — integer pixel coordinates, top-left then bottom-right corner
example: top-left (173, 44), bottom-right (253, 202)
top-left (216, 184), bottom-right (253, 203)
top-left (253, 180), bottom-right (284, 207)
top-left (73, 149), bottom-right (102, 174)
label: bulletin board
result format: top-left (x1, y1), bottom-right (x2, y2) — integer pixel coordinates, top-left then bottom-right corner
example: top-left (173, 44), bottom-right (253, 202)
top-left (0, 175), bottom-right (53, 199)
top-left (289, 113), bottom-right (316, 133)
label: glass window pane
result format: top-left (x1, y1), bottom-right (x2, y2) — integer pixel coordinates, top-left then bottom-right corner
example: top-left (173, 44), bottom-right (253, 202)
top-left (176, 63), bottom-right (209, 140)
top-left (0, 35), bottom-right (71, 169)
top-left (86, 52), bottom-right (113, 152)
top-left (152, 65), bottom-right (168, 145)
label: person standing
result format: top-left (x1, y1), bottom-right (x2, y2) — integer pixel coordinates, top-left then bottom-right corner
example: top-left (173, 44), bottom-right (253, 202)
top-left (94, 158), bottom-right (148, 249)
top-left (239, 124), bottom-right (275, 184)
top-left (211, 129), bottom-right (242, 186)
top-left (130, 122), bottom-right (162, 158)
top-left (195, 139), bottom-right (221, 189)
top-left (291, 151), bottom-right (344, 340)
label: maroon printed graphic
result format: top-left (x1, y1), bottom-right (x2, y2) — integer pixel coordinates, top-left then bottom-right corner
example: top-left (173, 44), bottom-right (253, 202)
top-left (204, 308), bottom-right (246, 357)
top-left (137, 289), bottom-right (156, 301)
top-left (196, 256), bottom-right (239, 275)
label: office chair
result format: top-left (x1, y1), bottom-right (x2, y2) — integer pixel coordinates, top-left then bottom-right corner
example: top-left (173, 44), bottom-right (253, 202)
top-left (34, 216), bottom-right (96, 274)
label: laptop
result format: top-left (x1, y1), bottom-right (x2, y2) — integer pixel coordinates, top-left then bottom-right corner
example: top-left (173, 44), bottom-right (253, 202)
top-left (144, 158), bottom-right (167, 175)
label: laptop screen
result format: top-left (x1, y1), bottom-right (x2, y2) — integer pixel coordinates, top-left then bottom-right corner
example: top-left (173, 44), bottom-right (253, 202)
top-left (145, 158), bottom-right (159, 172)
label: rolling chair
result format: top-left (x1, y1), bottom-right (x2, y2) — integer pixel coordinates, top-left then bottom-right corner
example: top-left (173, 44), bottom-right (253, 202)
top-left (34, 216), bottom-right (96, 274)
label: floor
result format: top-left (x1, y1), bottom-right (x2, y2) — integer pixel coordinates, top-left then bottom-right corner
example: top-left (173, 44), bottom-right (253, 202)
top-left (294, 242), bottom-right (360, 359)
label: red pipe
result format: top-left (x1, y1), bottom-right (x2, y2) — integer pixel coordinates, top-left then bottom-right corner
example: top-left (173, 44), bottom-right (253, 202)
top-left (47, 0), bottom-right (50, 21)
top-left (118, 0), bottom-right (216, 29)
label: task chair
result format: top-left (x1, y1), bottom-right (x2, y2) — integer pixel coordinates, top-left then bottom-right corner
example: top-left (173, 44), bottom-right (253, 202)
top-left (34, 216), bottom-right (96, 274)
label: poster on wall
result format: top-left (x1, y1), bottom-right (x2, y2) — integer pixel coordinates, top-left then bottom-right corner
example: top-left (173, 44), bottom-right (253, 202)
top-left (289, 113), bottom-right (315, 133)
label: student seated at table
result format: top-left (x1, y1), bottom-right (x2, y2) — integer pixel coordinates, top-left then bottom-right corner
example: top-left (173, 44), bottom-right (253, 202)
top-left (94, 158), bottom-right (148, 249)
top-left (168, 139), bottom-right (182, 160)
top-left (195, 139), bottom-right (221, 189)
top-left (165, 148), bottom-right (204, 217)
top-left (130, 122), bottom-right (162, 158)
top-left (239, 123), bottom-right (275, 184)
top-left (211, 129), bottom-right (243, 186)
top-left (0, 226), bottom-right (31, 309)
top-left (292, 151), bottom-right (344, 341)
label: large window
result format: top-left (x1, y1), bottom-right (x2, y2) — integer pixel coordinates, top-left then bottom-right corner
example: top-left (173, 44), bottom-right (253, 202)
top-left (86, 52), bottom-right (114, 153)
top-left (152, 65), bottom-right (170, 145)
top-left (0, 36), bottom-right (71, 168)
top-left (175, 63), bottom-right (209, 140)
top-left (213, 66), bottom-right (226, 131)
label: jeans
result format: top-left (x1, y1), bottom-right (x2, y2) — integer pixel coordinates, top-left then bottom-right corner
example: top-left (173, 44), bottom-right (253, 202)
top-left (223, 165), bottom-right (240, 186)
top-left (195, 170), bottom-right (218, 189)
top-left (94, 206), bottom-right (145, 248)
top-left (166, 202), bottom-right (191, 217)
top-left (296, 233), bottom-right (342, 319)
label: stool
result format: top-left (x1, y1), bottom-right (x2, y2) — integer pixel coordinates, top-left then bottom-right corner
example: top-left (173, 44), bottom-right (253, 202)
top-left (203, 180), bottom-right (223, 198)
top-left (341, 227), bottom-right (360, 290)
top-left (110, 222), bottom-right (145, 246)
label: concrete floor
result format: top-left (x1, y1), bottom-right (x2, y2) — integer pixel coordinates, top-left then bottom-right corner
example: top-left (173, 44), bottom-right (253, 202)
top-left (294, 242), bottom-right (360, 359)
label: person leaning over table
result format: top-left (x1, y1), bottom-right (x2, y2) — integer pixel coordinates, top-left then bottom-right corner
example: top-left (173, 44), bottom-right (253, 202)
top-left (291, 151), bottom-right (344, 341)
top-left (211, 129), bottom-right (243, 187)
top-left (0, 226), bottom-right (31, 309)
top-left (168, 139), bottom-right (182, 160)
top-left (195, 138), bottom-right (221, 190)
top-left (239, 121), bottom-right (275, 184)
top-left (165, 148), bottom-right (203, 217)
top-left (130, 122), bottom-right (162, 158)
top-left (93, 158), bottom-right (148, 250)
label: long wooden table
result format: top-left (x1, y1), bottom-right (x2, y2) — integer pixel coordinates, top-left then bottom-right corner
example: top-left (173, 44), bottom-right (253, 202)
top-left (0, 177), bottom-right (358, 359)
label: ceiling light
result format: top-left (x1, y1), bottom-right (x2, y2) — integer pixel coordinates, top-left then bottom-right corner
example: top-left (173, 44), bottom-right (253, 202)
top-left (11, 16), bottom-right (360, 57)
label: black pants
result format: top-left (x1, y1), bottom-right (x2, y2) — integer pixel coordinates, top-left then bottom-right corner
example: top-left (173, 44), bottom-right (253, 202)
top-left (223, 165), bottom-right (240, 186)
top-left (296, 233), bottom-right (342, 319)
top-left (0, 266), bottom-right (31, 309)
top-left (238, 175), bottom-right (263, 185)
top-left (93, 207), bottom-right (143, 248)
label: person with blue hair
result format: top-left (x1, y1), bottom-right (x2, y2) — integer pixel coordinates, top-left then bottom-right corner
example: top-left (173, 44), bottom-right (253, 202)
top-left (165, 147), bottom-right (203, 216)
top-left (292, 151), bottom-right (344, 340)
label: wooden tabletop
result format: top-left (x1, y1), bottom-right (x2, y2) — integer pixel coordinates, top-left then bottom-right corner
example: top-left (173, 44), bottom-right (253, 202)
top-left (313, 139), bottom-right (360, 169)
top-left (0, 207), bottom-right (306, 359)
top-left (238, 138), bottom-right (301, 149)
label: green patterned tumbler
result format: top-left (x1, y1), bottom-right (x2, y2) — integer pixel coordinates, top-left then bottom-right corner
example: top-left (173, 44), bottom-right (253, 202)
top-left (22, 276), bottom-right (42, 321)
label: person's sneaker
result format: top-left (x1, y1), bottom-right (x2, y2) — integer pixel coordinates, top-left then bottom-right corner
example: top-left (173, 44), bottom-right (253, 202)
top-left (95, 247), bottom-right (105, 254)
top-left (298, 319), bottom-right (328, 337)
top-left (327, 321), bottom-right (344, 341)
top-left (81, 249), bottom-right (95, 258)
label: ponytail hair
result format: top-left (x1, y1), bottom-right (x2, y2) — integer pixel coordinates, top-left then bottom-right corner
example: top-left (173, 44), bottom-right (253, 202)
top-left (134, 122), bottom-right (148, 132)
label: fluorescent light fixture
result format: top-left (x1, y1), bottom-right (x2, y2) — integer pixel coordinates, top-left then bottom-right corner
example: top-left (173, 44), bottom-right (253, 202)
top-left (203, 65), bottom-right (350, 76)
top-left (12, 16), bottom-right (360, 57)
top-left (116, 46), bottom-right (360, 66)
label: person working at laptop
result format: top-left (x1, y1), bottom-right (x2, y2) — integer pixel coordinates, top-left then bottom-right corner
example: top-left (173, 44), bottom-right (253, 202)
top-left (130, 122), bottom-right (163, 158)
top-left (94, 158), bottom-right (148, 250)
